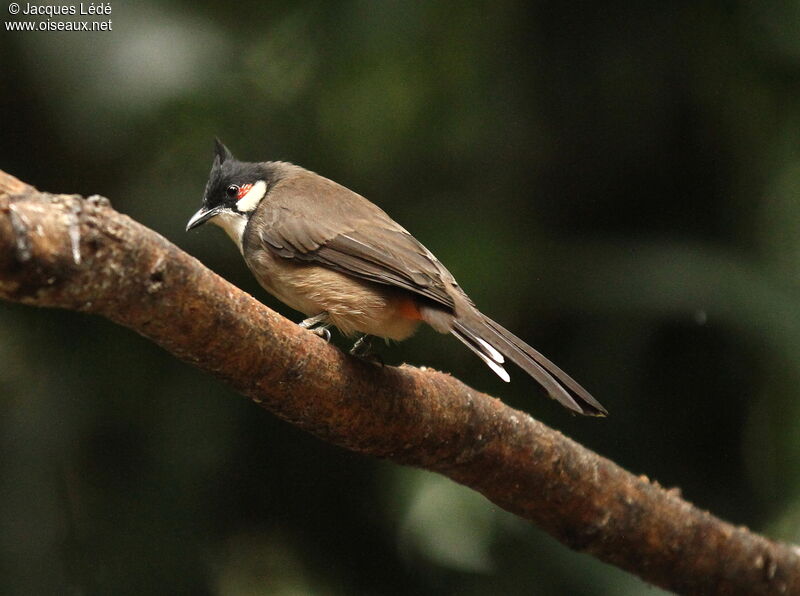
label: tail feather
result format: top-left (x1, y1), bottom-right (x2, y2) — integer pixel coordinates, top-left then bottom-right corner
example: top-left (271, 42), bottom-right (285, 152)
top-left (451, 317), bottom-right (607, 417)
top-left (482, 318), bottom-right (607, 415)
top-left (451, 326), bottom-right (511, 383)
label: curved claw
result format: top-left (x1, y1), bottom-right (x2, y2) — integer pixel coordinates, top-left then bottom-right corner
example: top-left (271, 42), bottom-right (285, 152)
top-left (299, 312), bottom-right (331, 342)
top-left (312, 327), bottom-right (331, 343)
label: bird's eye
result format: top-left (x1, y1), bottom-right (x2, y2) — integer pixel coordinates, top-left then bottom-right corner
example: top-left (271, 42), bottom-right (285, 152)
top-left (226, 185), bottom-right (240, 199)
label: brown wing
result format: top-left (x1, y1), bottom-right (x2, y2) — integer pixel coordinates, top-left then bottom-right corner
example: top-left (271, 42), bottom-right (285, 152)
top-left (254, 169), bottom-right (457, 310)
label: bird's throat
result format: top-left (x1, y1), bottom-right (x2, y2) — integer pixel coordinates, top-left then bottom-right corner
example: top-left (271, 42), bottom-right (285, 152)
top-left (211, 211), bottom-right (248, 253)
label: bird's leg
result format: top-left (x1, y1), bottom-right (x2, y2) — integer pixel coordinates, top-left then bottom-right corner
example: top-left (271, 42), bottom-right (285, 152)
top-left (350, 334), bottom-right (378, 357)
top-left (299, 312), bottom-right (328, 328)
top-left (349, 334), bottom-right (371, 356)
top-left (299, 312), bottom-right (331, 343)
top-left (350, 335), bottom-right (384, 365)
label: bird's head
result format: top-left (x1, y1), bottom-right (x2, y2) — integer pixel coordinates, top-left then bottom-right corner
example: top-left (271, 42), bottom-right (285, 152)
top-left (186, 139), bottom-right (270, 247)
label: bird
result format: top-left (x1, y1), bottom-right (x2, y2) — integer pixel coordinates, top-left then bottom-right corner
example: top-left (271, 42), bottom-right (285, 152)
top-left (186, 140), bottom-right (607, 416)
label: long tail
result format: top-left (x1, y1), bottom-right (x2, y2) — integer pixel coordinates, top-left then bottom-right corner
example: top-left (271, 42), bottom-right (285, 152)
top-left (450, 315), bottom-right (607, 417)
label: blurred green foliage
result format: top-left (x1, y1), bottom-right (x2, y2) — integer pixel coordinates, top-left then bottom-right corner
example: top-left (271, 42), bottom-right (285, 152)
top-left (3, 1), bottom-right (800, 594)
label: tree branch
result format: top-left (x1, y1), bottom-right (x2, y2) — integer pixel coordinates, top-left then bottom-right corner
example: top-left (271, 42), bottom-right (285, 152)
top-left (0, 170), bottom-right (797, 595)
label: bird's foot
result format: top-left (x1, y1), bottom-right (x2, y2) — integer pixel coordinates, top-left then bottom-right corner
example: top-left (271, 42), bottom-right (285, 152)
top-left (299, 313), bottom-right (331, 343)
top-left (350, 335), bottom-right (384, 365)
top-left (299, 312), bottom-right (329, 329)
top-left (349, 334), bottom-right (372, 356)
top-left (312, 326), bottom-right (331, 343)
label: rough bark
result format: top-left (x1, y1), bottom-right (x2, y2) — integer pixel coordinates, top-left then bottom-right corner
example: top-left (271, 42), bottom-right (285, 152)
top-left (0, 170), bottom-right (797, 595)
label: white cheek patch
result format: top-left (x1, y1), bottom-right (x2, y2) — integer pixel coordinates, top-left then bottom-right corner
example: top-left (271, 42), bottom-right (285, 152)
top-left (236, 180), bottom-right (267, 213)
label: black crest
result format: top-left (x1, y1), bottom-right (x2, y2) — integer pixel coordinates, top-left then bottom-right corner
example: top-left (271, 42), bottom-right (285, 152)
top-left (214, 138), bottom-right (234, 165)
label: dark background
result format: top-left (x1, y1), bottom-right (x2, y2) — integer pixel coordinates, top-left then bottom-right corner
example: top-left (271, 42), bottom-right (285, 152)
top-left (2, 2), bottom-right (800, 594)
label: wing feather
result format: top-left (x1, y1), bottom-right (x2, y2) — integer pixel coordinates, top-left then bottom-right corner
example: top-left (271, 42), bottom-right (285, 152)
top-left (255, 175), bottom-right (457, 309)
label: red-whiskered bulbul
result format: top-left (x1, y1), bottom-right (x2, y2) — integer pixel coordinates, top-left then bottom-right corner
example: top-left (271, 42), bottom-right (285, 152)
top-left (186, 140), bottom-right (607, 416)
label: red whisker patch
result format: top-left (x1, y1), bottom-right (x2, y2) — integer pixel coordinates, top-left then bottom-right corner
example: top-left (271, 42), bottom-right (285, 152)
top-left (236, 184), bottom-right (252, 200)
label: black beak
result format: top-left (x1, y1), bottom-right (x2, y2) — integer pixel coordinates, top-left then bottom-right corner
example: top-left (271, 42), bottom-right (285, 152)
top-left (186, 205), bottom-right (221, 231)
